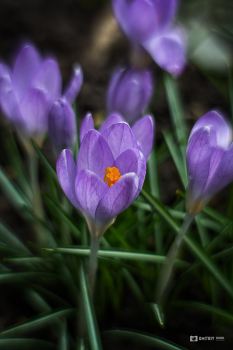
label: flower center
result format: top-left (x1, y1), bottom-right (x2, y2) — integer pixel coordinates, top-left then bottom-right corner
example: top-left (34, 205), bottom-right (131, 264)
top-left (104, 167), bottom-right (122, 188)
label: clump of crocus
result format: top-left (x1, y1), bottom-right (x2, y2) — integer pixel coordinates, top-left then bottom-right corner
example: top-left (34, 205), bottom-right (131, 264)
top-left (80, 112), bottom-right (154, 162)
top-left (186, 110), bottom-right (233, 214)
top-left (112, 0), bottom-right (186, 75)
top-left (156, 110), bottom-right (233, 302)
top-left (57, 118), bottom-right (146, 290)
top-left (48, 65), bottom-right (83, 155)
top-left (107, 66), bottom-right (153, 124)
top-left (0, 43), bottom-right (82, 151)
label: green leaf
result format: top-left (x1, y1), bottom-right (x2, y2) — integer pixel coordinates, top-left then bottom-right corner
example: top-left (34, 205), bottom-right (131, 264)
top-left (58, 319), bottom-right (68, 350)
top-left (31, 139), bottom-right (58, 183)
top-left (79, 262), bottom-right (103, 350)
top-left (0, 309), bottom-right (74, 338)
top-left (0, 339), bottom-right (56, 350)
top-left (141, 187), bottom-right (233, 300)
top-left (102, 330), bottom-right (188, 350)
top-left (0, 220), bottom-right (31, 255)
top-left (164, 73), bottom-right (187, 164)
top-left (0, 272), bottom-right (61, 285)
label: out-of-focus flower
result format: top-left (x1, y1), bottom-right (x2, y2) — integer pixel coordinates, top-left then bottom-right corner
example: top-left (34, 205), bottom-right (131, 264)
top-left (107, 66), bottom-right (153, 124)
top-left (57, 121), bottom-right (146, 238)
top-left (186, 111), bottom-right (233, 214)
top-left (49, 65), bottom-right (83, 155)
top-left (80, 112), bottom-right (154, 161)
top-left (112, 0), bottom-right (186, 75)
top-left (0, 44), bottom-right (82, 149)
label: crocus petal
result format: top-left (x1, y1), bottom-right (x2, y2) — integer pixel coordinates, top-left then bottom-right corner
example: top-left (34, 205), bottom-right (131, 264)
top-left (132, 115), bottom-right (154, 161)
top-left (151, 0), bottom-right (178, 32)
top-left (56, 149), bottom-right (81, 211)
top-left (112, 0), bottom-right (131, 38)
top-left (95, 173), bottom-right (139, 235)
top-left (0, 64), bottom-right (24, 126)
top-left (77, 130), bottom-right (115, 178)
top-left (107, 67), bottom-right (153, 124)
top-left (99, 113), bottom-right (124, 134)
top-left (101, 122), bottom-right (139, 159)
top-left (32, 59), bottom-right (62, 99)
top-left (12, 45), bottom-right (41, 102)
top-left (143, 27), bottom-right (186, 75)
top-left (75, 169), bottom-right (109, 234)
top-left (189, 111), bottom-right (232, 150)
top-left (80, 113), bottom-right (94, 143)
top-left (204, 143), bottom-right (233, 201)
top-left (115, 148), bottom-right (146, 197)
top-left (49, 98), bottom-right (76, 154)
top-left (64, 65), bottom-right (83, 104)
top-left (203, 146), bottom-right (225, 192)
top-left (186, 127), bottom-right (212, 207)
top-left (19, 87), bottom-right (51, 137)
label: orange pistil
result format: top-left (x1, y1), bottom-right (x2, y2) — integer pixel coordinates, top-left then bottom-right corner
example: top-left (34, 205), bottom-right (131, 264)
top-left (104, 167), bottom-right (122, 188)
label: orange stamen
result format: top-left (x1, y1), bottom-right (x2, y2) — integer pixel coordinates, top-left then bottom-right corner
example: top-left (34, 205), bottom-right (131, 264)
top-left (104, 167), bottom-right (122, 188)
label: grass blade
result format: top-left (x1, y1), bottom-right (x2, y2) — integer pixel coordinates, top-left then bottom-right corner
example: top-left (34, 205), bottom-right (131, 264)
top-left (0, 339), bottom-right (56, 350)
top-left (79, 262), bottom-right (103, 350)
top-left (0, 220), bottom-right (31, 254)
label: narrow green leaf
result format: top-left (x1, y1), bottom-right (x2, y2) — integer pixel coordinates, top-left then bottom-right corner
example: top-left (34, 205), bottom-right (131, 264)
top-left (58, 319), bottom-right (68, 350)
top-left (79, 262), bottom-right (103, 350)
top-left (163, 130), bottom-right (187, 187)
top-left (0, 165), bottom-right (30, 209)
top-left (43, 194), bottom-right (81, 239)
top-left (0, 309), bottom-right (74, 338)
top-left (141, 187), bottom-right (233, 300)
top-left (0, 272), bottom-right (61, 285)
top-left (102, 330), bottom-right (188, 350)
top-left (31, 139), bottom-right (58, 182)
top-left (0, 339), bottom-right (56, 350)
top-left (0, 220), bottom-right (31, 254)
top-left (164, 73), bottom-right (187, 162)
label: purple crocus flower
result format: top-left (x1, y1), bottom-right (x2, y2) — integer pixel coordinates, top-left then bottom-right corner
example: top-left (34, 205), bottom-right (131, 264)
top-left (0, 44), bottom-right (82, 149)
top-left (107, 66), bottom-right (153, 124)
top-left (112, 0), bottom-right (186, 75)
top-left (80, 112), bottom-right (154, 162)
top-left (57, 121), bottom-right (146, 238)
top-left (186, 111), bottom-right (233, 214)
top-left (49, 65), bottom-right (83, 155)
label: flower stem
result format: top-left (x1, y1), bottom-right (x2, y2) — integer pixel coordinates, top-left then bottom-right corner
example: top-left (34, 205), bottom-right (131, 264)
top-left (156, 212), bottom-right (195, 303)
top-left (88, 236), bottom-right (101, 295)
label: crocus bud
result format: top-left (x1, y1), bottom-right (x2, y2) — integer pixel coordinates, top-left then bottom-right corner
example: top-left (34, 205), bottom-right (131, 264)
top-left (49, 98), bottom-right (76, 155)
top-left (112, 0), bottom-right (186, 75)
top-left (186, 111), bottom-right (233, 214)
top-left (107, 66), bottom-right (153, 124)
top-left (64, 65), bottom-right (83, 104)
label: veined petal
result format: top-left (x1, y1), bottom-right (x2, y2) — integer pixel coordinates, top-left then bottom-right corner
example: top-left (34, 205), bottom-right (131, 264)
top-left (186, 127), bottom-right (211, 208)
top-left (12, 45), bottom-right (41, 102)
top-left (32, 59), bottom-right (62, 99)
top-left (203, 146), bottom-right (225, 192)
top-left (80, 113), bottom-right (94, 143)
top-left (19, 87), bottom-right (51, 136)
top-left (64, 65), bottom-right (83, 104)
top-left (99, 113), bottom-right (124, 134)
top-left (56, 149), bottom-right (81, 211)
top-left (75, 169), bottom-right (108, 223)
top-left (101, 122), bottom-right (139, 159)
top-left (132, 115), bottom-right (155, 161)
top-left (112, 0), bottom-right (131, 38)
top-left (204, 143), bottom-right (233, 201)
top-left (115, 148), bottom-right (146, 198)
top-left (95, 173), bottom-right (139, 235)
top-left (151, 0), bottom-right (178, 32)
top-left (189, 111), bottom-right (232, 149)
top-left (143, 27), bottom-right (186, 75)
top-left (77, 130), bottom-right (115, 178)
top-left (49, 98), bottom-right (76, 154)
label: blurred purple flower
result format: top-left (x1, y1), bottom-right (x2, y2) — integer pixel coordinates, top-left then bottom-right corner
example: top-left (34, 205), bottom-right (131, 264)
top-left (107, 66), bottom-right (153, 124)
top-left (57, 122), bottom-right (146, 237)
top-left (112, 0), bottom-right (186, 75)
top-left (49, 65), bottom-right (83, 155)
top-left (186, 111), bottom-right (233, 214)
top-left (0, 44), bottom-right (82, 148)
top-left (80, 112), bottom-right (154, 162)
